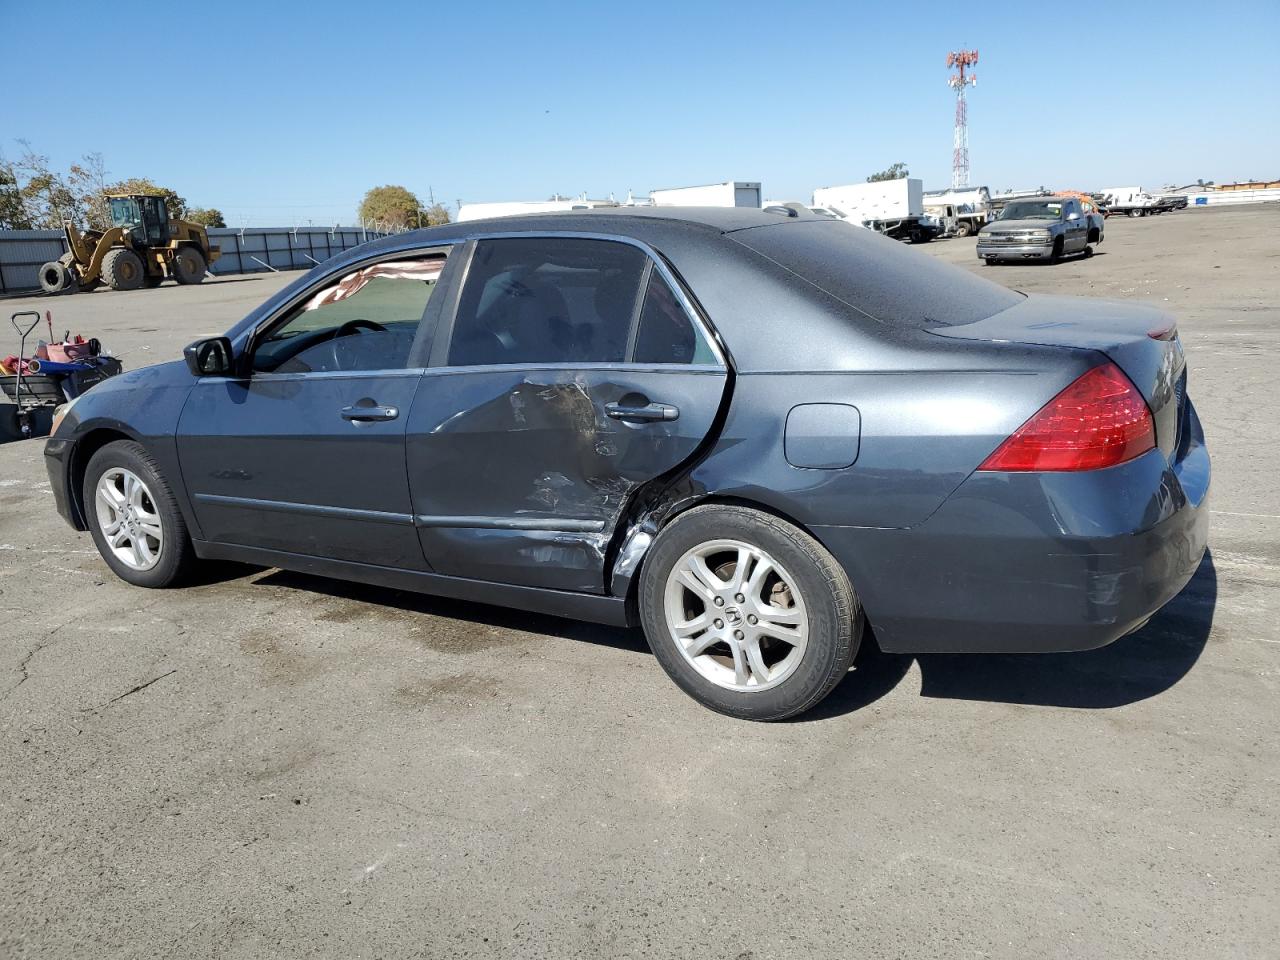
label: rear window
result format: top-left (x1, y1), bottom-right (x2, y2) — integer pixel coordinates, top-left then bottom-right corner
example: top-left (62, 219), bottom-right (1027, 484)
top-left (731, 220), bottom-right (1023, 327)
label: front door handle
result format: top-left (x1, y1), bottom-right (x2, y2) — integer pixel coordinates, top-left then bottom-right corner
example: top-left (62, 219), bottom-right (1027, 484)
top-left (605, 400), bottom-right (679, 422)
top-left (341, 401), bottom-right (399, 422)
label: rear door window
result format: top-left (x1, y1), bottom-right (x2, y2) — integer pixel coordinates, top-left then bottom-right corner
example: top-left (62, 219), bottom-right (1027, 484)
top-left (633, 270), bottom-right (718, 365)
top-left (447, 237), bottom-right (647, 366)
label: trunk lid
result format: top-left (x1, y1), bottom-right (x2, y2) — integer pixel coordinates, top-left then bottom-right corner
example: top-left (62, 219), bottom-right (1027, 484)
top-left (934, 294), bottom-right (1187, 458)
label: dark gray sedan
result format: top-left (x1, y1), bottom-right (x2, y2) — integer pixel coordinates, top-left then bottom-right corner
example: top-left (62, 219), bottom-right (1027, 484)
top-left (44, 208), bottom-right (1209, 720)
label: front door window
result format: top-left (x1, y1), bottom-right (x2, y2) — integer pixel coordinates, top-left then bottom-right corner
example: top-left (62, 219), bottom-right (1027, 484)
top-left (253, 257), bottom-right (445, 374)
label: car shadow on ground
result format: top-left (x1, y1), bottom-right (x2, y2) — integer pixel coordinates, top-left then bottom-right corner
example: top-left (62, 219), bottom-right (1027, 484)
top-left (250, 568), bottom-right (651, 654)
top-left (239, 550), bottom-right (1215, 719)
top-left (806, 550), bottom-right (1217, 720)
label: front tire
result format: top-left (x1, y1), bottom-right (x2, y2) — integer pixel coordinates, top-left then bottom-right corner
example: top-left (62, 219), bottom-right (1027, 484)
top-left (83, 440), bottom-right (196, 588)
top-left (171, 246), bottom-right (207, 284)
top-left (639, 505), bottom-right (861, 721)
top-left (101, 248), bottom-right (145, 290)
top-left (954, 220), bottom-right (973, 237)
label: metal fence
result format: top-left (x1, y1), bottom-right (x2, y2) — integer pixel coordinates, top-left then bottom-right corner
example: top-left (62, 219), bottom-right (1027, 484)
top-left (0, 226), bottom-right (389, 294)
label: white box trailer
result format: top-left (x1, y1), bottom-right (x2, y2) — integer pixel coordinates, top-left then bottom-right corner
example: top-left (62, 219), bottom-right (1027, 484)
top-left (457, 199), bottom-right (620, 222)
top-left (649, 181), bottom-right (761, 207)
top-left (811, 178), bottom-right (938, 242)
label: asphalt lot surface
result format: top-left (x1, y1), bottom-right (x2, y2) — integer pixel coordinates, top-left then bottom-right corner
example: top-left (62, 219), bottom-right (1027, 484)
top-left (2, 206), bottom-right (1277, 959)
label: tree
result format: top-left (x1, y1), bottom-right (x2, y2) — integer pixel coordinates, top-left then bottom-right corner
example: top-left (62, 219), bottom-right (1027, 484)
top-left (0, 157), bottom-right (31, 229)
top-left (358, 184), bottom-right (422, 230)
top-left (103, 177), bottom-right (187, 219)
top-left (12, 141), bottom-right (79, 227)
top-left (185, 207), bottom-right (227, 228)
top-left (67, 152), bottom-right (109, 229)
top-left (867, 162), bottom-right (910, 183)
top-left (417, 203), bottom-right (450, 227)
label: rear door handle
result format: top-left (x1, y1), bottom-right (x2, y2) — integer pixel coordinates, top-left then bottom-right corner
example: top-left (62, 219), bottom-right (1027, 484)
top-left (605, 400), bottom-right (679, 422)
top-left (341, 402), bottom-right (399, 422)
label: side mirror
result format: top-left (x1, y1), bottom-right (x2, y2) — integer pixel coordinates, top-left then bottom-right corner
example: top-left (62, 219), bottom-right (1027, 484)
top-left (184, 337), bottom-right (235, 377)
top-left (1066, 211), bottom-right (1081, 221)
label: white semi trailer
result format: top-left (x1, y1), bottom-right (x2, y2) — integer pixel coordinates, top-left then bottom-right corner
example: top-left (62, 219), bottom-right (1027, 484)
top-left (811, 178), bottom-right (939, 242)
top-left (649, 181), bottom-right (761, 207)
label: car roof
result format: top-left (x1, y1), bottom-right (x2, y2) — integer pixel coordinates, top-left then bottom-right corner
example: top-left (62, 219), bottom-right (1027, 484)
top-left (416, 206), bottom-right (825, 238)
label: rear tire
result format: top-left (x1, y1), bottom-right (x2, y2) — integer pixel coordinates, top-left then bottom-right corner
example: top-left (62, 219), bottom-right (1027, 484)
top-left (639, 504), bottom-right (861, 721)
top-left (101, 248), bottom-right (145, 291)
top-left (171, 246), bottom-right (207, 284)
top-left (83, 440), bottom-right (197, 588)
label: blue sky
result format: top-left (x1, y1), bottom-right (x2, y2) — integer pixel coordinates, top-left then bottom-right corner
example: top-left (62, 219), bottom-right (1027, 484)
top-left (3, 0), bottom-right (1276, 225)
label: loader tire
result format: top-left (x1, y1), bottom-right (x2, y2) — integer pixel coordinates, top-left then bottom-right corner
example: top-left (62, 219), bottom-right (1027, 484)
top-left (38, 260), bottom-right (76, 295)
top-left (171, 246), bottom-right (207, 285)
top-left (101, 248), bottom-right (145, 291)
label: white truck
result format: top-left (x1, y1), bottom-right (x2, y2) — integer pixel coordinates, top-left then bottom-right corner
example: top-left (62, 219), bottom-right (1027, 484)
top-left (922, 186), bottom-right (993, 237)
top-left (811, 178), bottom-right (940, 242)
top-left (1100, 187), bottom-right (1161, 218)
top-left (649, 181), bottom-right (761, 208)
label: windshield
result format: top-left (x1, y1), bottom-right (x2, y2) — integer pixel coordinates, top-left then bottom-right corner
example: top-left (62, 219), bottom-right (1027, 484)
top-left (999, 200), bottom-right (1062, 221)
top-left (108, 197), bottom-right (140, 228)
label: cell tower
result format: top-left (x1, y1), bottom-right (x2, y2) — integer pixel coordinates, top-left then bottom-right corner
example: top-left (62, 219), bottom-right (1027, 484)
top-left (947, 49), bottom-right (979, 190)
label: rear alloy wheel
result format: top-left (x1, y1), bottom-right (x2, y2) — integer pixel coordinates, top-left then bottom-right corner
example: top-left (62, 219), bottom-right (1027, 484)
top-left (84, 440), bottom-right (196, 587)
top-left (171, 246), bottom-right (207, 284)
top-left (640, 505), bottom-right (861, 720)
top-left (101, 248), bottom-right (145, 290)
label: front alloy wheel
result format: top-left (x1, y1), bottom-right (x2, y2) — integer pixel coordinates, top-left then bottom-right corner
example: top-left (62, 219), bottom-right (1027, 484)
top-left (95, 467), bottom-right (163, 570)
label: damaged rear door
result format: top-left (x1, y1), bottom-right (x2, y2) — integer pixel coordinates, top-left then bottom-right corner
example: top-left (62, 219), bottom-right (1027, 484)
top-left (405, 235), bottom-right (728, 593)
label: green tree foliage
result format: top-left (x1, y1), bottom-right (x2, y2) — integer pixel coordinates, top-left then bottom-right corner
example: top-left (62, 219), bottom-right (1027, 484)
top-left (867, 162), bottom-right (910, 183)
top-left (0, 158), bottom-right (30, 229)
top-left (185, 207), bottom-right (227, 228)
top-left (0, 142), bottom-right (217, 230)
top-left (418, 203), bottom-right (451, 227)
top-left (358, 185), bottom-right (422, 230)
top-left (104, 177), bottom-right (187, 220)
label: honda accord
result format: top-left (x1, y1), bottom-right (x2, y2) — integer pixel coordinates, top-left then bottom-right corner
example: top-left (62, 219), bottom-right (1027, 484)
top-left (44, 208), bottom-right (1210, 720)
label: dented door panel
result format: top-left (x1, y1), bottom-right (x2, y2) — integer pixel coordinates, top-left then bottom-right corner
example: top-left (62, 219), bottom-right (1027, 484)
top-left (405, 365), bottom-right (727, 591)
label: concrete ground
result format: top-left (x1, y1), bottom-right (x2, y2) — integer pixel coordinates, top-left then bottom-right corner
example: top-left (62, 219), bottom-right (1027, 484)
top-left (1, 206), bottom-right (1277, 959)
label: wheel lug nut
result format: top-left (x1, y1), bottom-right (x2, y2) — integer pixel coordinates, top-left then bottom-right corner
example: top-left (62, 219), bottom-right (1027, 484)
top-left (747, 615), bottom-right (758, 625)
top-left (714, 619), bottom-right (724, 629)
top-left (734, 629), bottom-right (745, 640)
top-left (734, 593), bottom-right (745, 603)
top-left (713, 597), bottom-right (724, 607)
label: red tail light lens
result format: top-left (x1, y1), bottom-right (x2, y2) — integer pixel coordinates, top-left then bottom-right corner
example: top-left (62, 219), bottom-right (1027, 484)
top-left (978, 363), bottom-right (1155, 472)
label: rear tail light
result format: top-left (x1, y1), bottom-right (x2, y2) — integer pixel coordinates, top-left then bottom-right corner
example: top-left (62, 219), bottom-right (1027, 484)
top-left (978, 362), bottom-right (1155, 472)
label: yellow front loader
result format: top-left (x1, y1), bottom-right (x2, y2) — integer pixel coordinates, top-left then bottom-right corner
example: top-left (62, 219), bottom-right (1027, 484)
top-left (39, 194), bottom-right (221, 294)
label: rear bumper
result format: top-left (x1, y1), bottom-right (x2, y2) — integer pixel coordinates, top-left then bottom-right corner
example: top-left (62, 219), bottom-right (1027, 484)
top-left (817, 402), bottom-right (1211, 654)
